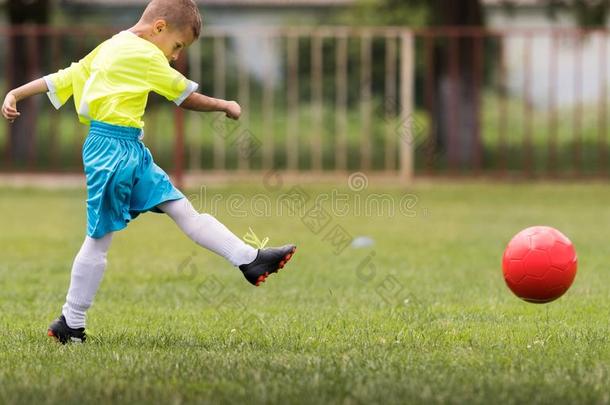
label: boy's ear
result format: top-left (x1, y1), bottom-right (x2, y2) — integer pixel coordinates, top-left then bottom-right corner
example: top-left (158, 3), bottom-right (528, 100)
top-left (152, 19), bottom-right (168, 34)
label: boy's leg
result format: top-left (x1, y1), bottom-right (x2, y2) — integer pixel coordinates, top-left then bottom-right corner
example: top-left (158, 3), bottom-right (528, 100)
top-left (158, 198), bottom-right (296, 286)
top-left (158, 198), bottom-right (257, 266)
top-left (62, 233), bottom-right (113, 329)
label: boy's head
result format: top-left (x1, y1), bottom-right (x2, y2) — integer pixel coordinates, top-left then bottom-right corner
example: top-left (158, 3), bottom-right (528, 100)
top-left (139, 0), bottom-right (203, 61)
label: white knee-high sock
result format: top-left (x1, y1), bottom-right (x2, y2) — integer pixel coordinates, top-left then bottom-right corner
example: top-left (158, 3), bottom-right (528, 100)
top-left (62, 234), bottom-right (113, 329)
top-left (159, 198), bottom-right (257, 267)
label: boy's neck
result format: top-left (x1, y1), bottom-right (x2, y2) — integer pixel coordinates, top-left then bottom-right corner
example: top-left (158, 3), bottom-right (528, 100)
top-left (127, 23), bottom-right (152, 41)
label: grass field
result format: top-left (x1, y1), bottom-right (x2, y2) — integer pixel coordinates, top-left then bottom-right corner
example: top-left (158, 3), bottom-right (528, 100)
top-left (1, 181), bottom-right (610, 404)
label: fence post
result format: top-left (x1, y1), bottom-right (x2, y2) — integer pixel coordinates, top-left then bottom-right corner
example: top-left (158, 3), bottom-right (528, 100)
top-left (311, 31), bottom-right (323, 172)
top-left (399, 31), bottom-right (414, 183)
top-left (237, 35), bottom-right (251, 171)
top-left (360, 31), bottom-right (372, 172)
top-left (213, 35), bottom-right (226, 171)
top-left (188, 39), bottom-right (202, 172)
top-left (262, 31), bottom-right (276, 171)
top-left (385, 32), bottom-right (397, 172)
top-left (174, 55), bottom-right (187, 189)
top-left (335, 30), bottom-right (348, 172)
top-left (287, 31), bottom-right (299, 171)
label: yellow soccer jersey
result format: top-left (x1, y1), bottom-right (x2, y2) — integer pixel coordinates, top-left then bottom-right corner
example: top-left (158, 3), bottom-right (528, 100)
top-left (44, 30), bottom-right (198, 129)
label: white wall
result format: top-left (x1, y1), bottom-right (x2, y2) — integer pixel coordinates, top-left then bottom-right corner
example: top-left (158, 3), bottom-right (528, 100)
top-left (488, 7), bottom-right (610, 108)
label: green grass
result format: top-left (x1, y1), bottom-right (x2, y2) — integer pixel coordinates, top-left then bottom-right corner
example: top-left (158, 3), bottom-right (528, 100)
top-left (1, 181), bottom-right (610, 404)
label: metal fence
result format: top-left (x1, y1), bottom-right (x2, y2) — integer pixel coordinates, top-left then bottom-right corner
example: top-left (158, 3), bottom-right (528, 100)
top-left (2, 25), bottom-right (610, 181)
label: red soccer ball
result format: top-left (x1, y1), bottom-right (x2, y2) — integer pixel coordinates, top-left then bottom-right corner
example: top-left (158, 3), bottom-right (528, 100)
top-left (502, 226), bottom-right (578, 303)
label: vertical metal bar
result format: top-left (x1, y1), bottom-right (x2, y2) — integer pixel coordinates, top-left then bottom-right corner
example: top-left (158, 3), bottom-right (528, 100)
top-left (287, 32), bottom-right (299, 171)
top-left (448, 35), bottom-right (459, 172)
top-left (599, 31), bottom-right (608, 176)
top-left (400, 31), bottom-right (415, 183)
top-left (473, 34), bottom-right (483, 173)
top-left (213, 35), bottom-right (226, 171)
top-left (237, 36), bottom-right (250, 171)
top-left (50, 29), bottom-right (60, 171)
top-left (423, 33), bottom-right (435, 173)
top-left (548, 32), bottom-right (558, 177)
top-left (174, 107), bottom-right (185, 188)
top-left (4, 27), bottom-right (13, 169)
top-left (385, 33), bottom-right (398, 172)
top-left (335, 32), bottom-right (348, 172)
top-left (26, 26), bottom-right (39, 170)
top-left (360, 31), bottom-right (372, 171)
top-left (188, 36), bottom-right (202, 172)
top-left (574, 31), bottom-right (583, 176)
top-left (498, 34), bottom-right (508, 175)
top-left (523, 33), bottom-right (533, 177)
top-left (262, 32), bottom-right (275, 170)
top-left (311, 32), bottom-right (324, 172)
top-left (173, 54), bottom-right (187, 188)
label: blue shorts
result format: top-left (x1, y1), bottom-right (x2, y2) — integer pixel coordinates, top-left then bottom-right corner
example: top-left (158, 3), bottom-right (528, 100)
top-left (83, 121), bottom-right (184, 238)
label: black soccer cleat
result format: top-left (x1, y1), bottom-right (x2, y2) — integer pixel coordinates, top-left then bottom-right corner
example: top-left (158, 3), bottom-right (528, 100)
top-left (47, 315), bottom-right (87, 344)
top-left (239, 244), bottom-right (297, 286)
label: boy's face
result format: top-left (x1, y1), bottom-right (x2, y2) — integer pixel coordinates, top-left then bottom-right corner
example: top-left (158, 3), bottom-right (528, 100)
top-left (149, 19), bottom-right (195, 62)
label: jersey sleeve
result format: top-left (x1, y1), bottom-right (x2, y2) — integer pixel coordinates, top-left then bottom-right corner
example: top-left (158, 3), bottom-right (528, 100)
top-left (43, 47), bottom-right (98, 110)
top-left (147, 52), bottom-right (198, 105)
top-left (44, 64), bottom-right (79, 109)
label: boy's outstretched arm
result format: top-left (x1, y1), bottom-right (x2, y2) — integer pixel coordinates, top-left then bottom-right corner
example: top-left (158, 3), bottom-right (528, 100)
top-left (179, 92), bottom-right (241, 120)
top-left (2, 78), bottom-right (49, 123)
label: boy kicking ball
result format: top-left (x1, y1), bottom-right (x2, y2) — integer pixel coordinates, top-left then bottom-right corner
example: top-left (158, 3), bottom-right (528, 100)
top-left (1, 0), bottom-right (296, 344)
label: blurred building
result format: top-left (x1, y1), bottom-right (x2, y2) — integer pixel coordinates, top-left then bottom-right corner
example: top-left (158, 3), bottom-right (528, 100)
top-left (485, 0), bottom-right (610, 28)
top-left (1, 0), bottom-right (608, 174)
top-left (485, 0), bottom-right (610, 108)
top-left (1, 0), bottom-right (607, 109)
top-left (2, 0), bottom-right (607, 29)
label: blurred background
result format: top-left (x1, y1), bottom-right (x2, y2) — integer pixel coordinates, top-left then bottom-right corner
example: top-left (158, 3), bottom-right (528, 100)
top-left (1, 0), bottom-right (610, 183)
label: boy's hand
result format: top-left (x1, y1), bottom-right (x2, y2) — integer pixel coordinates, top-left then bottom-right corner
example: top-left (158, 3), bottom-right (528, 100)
top-left (224, 101), bottom-right (241, 120)
top-left (2, 93), bottom-right (20, 123)
top-left (179, 93), bottom-right (242, 119)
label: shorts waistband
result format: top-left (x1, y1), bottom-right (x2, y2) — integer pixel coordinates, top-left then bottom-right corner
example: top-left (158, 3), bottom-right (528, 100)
top-left (89, 121), bottom-right (143, 141)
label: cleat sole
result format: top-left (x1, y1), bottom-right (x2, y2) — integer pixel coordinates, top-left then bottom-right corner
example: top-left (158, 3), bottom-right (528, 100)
top-left (255, 274), bottom-right (269, 286)
top-left (277, 247), bottom-right (297, 271)
top-left (47, 329), bottom-right (61, 343)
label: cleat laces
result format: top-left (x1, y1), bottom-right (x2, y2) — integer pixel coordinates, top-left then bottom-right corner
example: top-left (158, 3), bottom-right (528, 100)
top-left (243, 227), bottom-right (269, 249)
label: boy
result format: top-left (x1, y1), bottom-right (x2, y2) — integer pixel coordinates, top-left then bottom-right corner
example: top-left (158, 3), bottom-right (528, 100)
top-left (1, 0), bottom-right (296, 344)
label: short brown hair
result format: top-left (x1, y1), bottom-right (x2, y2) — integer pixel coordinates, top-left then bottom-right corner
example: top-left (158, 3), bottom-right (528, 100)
top-left (141, 0), bottom-right (203, 39)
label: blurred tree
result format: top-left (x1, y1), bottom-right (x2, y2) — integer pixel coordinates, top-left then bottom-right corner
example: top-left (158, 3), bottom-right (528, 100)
top-left (344, 0), bottom-right (609, 167)
top-left (337, 0), bottom-right (429, 26)
top-left (8, 0), bottom-right (50, 24)
top-left (544, 0), bottom-right (608, 27)
top-left (7, 0), bottom-right (51, 166)
top-left (429, 0), bottom-right (484, 166)
top-left (342, 0), bottom-right (483, 165)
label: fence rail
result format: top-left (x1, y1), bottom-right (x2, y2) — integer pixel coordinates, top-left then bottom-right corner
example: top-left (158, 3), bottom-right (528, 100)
top-left (2, 25), bottom-right (610, 182)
